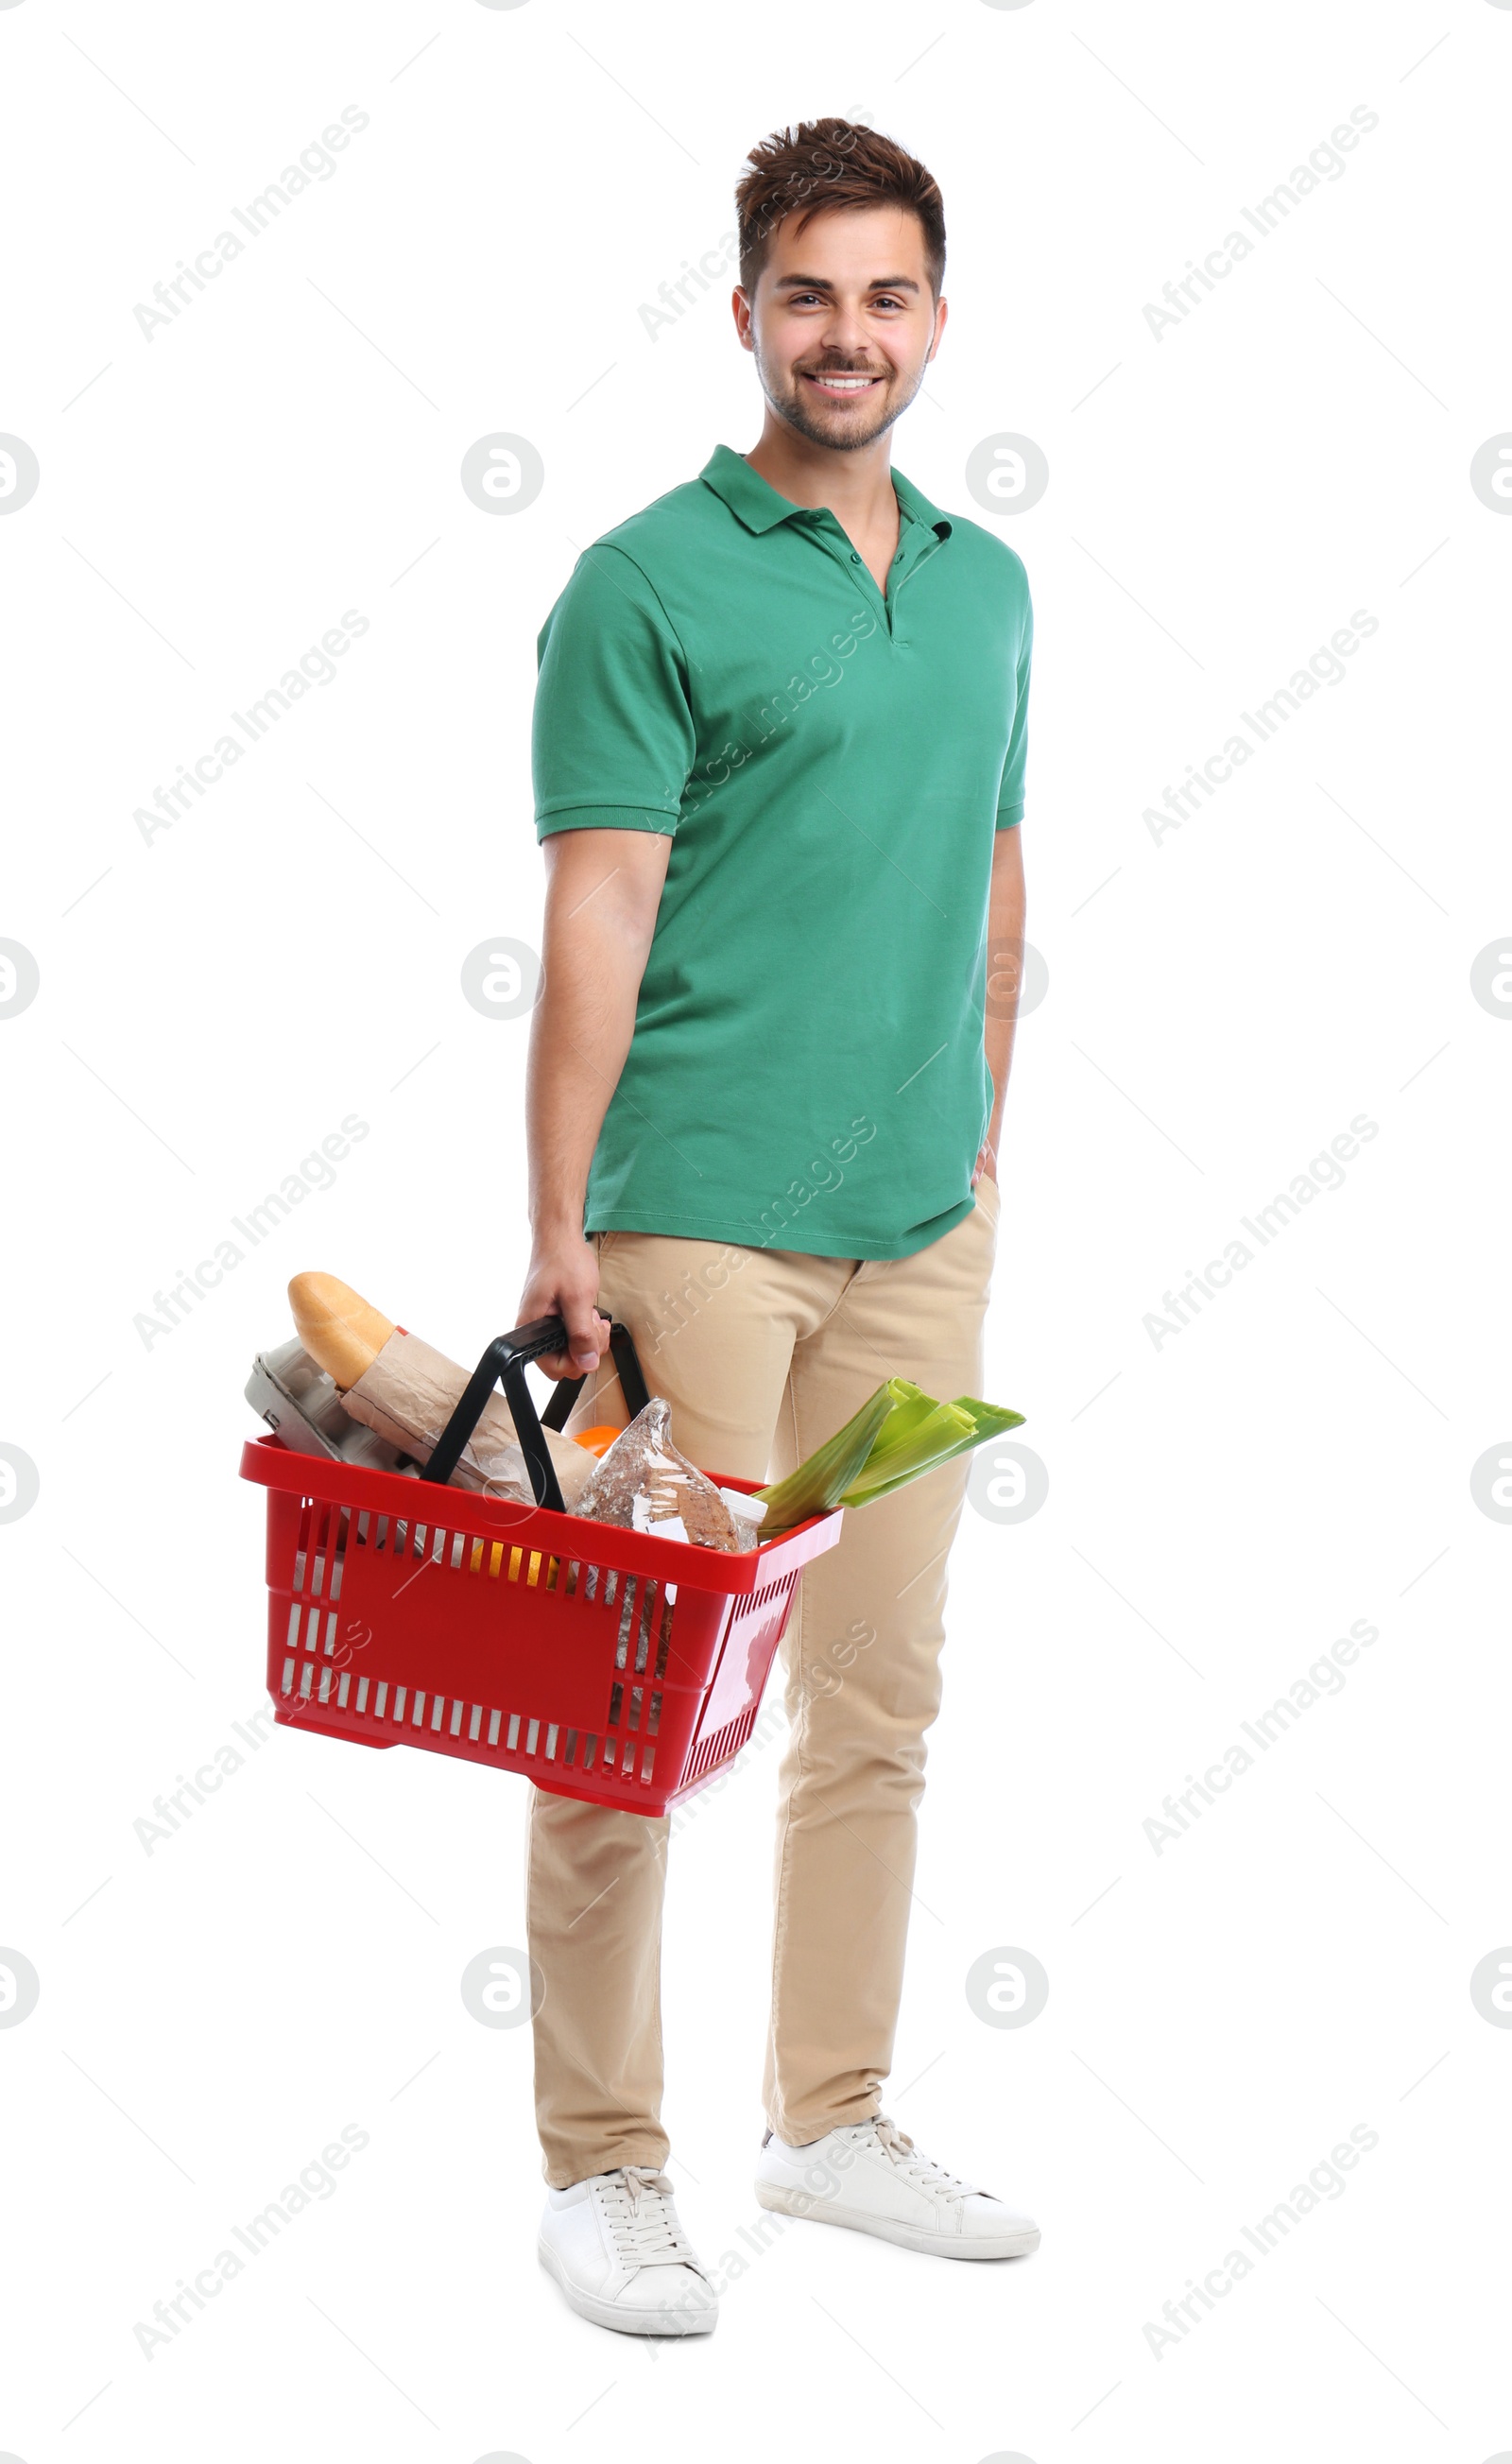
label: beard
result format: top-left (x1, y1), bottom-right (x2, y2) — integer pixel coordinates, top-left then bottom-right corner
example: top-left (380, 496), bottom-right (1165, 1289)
top-left (752, 343), bottom-right (924, 454)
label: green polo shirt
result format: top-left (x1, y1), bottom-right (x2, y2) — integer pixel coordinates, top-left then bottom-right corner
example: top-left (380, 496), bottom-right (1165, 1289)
top-left (532, 442), bottom-right (1032, 1260)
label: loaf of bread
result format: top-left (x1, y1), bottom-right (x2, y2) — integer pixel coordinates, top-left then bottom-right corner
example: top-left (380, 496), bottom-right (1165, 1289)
top-left (286, 1273), bottom-right (597, 1510)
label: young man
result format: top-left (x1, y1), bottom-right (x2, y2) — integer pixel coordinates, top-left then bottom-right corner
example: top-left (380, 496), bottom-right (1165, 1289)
top-left (519, 118), bottom-right (1037, 2336)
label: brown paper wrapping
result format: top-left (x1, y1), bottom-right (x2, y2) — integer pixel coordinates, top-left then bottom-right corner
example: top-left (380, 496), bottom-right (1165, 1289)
top-left (338, 1330), bottom-right (597, 1510)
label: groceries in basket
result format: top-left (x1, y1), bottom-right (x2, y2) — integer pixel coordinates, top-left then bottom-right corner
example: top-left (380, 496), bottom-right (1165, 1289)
top-left (249, 1271), bottom-right (1024, 1554)
top-left (575, 1396), bottom-right (764, 1553)
top-left (283, 1272), bottom-right (600, 1510)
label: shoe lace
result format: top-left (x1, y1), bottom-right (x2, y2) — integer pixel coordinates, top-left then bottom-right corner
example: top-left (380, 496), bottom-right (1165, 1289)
top-left (866, 2116), bottom-right (978, 2204)
top-left (593, 2167), bottom-right (703, 2269)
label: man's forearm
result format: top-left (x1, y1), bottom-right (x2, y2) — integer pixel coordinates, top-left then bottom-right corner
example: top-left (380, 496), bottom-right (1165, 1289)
top-left (518, 828), bottom-right (670, 1376)
top-left (525, 826), bottom-right (671, 1221)
top-left (526, 935), bottom-right (639, 1238)
top-left (982, 825), bottom-right (1027, 1168)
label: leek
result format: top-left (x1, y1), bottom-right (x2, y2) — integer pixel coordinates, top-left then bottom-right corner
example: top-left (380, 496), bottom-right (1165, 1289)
top-left (752, 1378), bottom-right (1025, 1536)
top-left (840, 1395), bottom-right (1023, 1507)
top-left (750, 1380), bottom-right (899, 1536)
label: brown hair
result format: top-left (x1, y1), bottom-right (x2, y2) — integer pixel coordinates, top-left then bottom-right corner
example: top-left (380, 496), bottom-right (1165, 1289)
top-left (735, 119), bottom-right (946, 300)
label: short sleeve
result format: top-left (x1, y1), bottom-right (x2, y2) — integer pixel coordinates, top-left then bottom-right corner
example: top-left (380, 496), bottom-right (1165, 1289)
top-left (995, 582), bottom-right (1033, 830)
top-left (532, 544), bottom-right (696, 840)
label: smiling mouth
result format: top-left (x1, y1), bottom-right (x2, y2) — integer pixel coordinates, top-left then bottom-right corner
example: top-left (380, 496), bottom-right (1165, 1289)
top-left (801, 370), bottom-right (885, 399)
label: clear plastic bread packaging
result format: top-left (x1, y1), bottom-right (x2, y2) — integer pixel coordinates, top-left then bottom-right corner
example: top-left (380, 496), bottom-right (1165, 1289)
top-left (574, 1398), bottom-right (764, 1552)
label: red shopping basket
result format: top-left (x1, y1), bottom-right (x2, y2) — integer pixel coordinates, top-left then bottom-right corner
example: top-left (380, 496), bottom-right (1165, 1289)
top-left (240, 1312), bottom-right (843, 1817)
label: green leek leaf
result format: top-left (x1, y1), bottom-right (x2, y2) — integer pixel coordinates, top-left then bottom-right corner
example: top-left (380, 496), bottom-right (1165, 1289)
top-left (752, 1379), bottom-right (1026, 1535)
top-left (751, 1380), bottom-right (899, 1536)
top-left (840, 1396), bottom-right (1024, 1506)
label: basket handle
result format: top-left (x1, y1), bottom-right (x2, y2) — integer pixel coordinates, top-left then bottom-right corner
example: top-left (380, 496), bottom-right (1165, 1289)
top-left (425, 1315), bottom-right (650, 1511)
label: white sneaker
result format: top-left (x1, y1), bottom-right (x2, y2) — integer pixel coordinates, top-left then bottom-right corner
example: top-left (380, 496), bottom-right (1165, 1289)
top-left (539, 2166), bottom-right (718, 2335)
top-left (755, 2114), bottom-right (1040, 2260)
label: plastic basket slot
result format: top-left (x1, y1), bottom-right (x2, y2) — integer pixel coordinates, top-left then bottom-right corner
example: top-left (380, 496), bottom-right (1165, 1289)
top-left (356, 1676), bottom-right (369, 1713)
top-left (584, 1561), bottom-right (601, 1603)
top-left (653, 1591), bottom-right (677, 1681)
top-left (581, 1734), bottom-right (597, 1771)
top-left (544, 1723), bottom-right (558, 1760)
top-left (613, 1578), bottom-right (640, 1670)
top-left (639, 1747), bottom-right (655, 1784)
top-left (299, 1662), bottom-right (314, 1700)
top-left (292, 1496), bottom-right (314, 1592)
top-left (329, 1515), bottom-right (348, 1600)
top-left (392, 1685), bottom-right (406, 1723)
top-left (608, 1680), bottom-right (624, 1732)
top-left (318, 1666), bottom-right (333, 1704)
top-left (285, 1602), bottom-right (301, 1652)
top-left (506, 1713), bottom-right (520, 1749)
top-left (489, 1710), bottom-right (502, 1747)
top-left (412, 1691), bottom-right (427, 1729)
top-left (450, 1699), bottom-right (464, 1735)
top-left (563, 1728), bottom-right (578, 1765)
top-left (310, 1501), bottom-right (333, 1596)
top-left (374, 1680), bottom-right (387, 1718)
top-left (562, 1558), bottom-right (580, 1598)
top-left (633, 1582), bottom-right (658, 1676)
top-left (337, 1671), bottom-right (351, 1708)
top-left (647, 1691), bottom-right (662, 1736)
top-left (627, 1684), bottom-right (644, 1733)
top-left (302, 1606), bottom-right (320, 1652)
top-left (544, 1553), bottom-right (562, 1592)
top-left (469, 1704), bottom-right (483, 1742)
top-left (430, 1695), bottom-right (445, 1732)
top-left (604, 1569), bottom-right (619, 1610)
top-left (393, 1519), bottom-right (409, 1556)
top-left (355, 1510), bottom-right (370, 1547)
top-left (322, 1611), bottom-right (337, 1656)
top-left (281, 1655), bottom-right (296, 1697)
top-left (373, 1515), bottom-right (389, 1554)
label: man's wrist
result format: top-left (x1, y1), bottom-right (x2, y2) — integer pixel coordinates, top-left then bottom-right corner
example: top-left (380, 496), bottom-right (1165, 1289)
top-left (529, 1201), bottom-right (588, 1245)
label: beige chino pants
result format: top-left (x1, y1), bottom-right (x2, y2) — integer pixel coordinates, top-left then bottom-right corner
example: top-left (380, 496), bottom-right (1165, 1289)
top-left (525, 1175), bottom-right (1001, 2187)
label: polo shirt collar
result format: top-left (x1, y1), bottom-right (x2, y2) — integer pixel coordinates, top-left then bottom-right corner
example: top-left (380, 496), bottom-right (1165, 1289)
top-left (699, 443), bottom-right (953, 543)
top-left (891, 464), bottom-right (953, 543)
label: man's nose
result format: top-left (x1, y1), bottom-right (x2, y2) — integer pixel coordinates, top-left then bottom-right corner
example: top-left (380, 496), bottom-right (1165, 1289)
top-left (814, 307), bottom-right (876, 361)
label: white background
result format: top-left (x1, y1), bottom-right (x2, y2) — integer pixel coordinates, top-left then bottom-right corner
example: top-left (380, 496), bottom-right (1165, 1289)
top-left (2, 0), bottom-right (1509, 2456)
